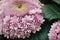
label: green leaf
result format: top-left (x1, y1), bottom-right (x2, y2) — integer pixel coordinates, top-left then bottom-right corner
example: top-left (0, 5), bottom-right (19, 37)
top-left (42, 4), bottom-right (60, 20)
top-left (40, 0), bottom-right (47, 3)
top-left (53, 0), bottom-right (60, 4)
top-left (0, 36), bottom-right (4, 40)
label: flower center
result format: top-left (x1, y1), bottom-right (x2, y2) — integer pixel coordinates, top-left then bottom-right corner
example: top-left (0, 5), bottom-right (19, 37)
top-left (13, 2), bottom-right (27, 11)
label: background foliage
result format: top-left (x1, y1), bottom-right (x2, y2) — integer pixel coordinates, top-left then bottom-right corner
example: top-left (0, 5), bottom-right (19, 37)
top-left (0, 0), bottom-right (60, 40)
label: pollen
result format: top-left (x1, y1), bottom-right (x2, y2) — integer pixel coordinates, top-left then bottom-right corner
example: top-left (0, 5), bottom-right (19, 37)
top-left (13, 2), bottom-right (27, 11)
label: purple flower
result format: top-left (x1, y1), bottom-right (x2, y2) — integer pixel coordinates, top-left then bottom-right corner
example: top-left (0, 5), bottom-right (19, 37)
top-left (48, 20), bottom-right (60, 40)
top-left (0, 0), bottom-right (45, 39)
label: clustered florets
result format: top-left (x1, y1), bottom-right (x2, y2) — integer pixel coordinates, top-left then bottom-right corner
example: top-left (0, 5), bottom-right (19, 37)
top-left (0, 0), bottom-right (44, 39)
top-left (48, 20), bottom-right (60, 40)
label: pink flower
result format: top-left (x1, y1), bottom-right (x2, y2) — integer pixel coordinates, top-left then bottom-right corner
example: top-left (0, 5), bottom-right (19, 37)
top-left (0, 0), bottom-right (45, 39)
top-left (48, 20), bottom-right (60, 40)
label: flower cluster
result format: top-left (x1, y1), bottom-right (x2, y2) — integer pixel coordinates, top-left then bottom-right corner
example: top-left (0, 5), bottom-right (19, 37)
top-left (48, 20), bottom-right (60, 40)
top-left (0, 0), bottom-right (44, 39)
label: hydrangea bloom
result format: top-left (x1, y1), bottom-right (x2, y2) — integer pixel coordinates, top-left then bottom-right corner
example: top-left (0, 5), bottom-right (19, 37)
top-left (48, 20), bottom-right (60, 40)
top-left (0, 0), bottom-right (45, 39)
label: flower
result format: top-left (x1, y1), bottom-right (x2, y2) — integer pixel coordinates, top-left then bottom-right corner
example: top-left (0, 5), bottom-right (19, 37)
top-left (48, 20), bottom-right (60, 40)
top-left (0, 0), bottom-right (45, 39)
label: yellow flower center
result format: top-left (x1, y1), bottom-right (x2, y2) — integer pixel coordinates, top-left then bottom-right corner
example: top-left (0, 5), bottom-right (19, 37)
top-left (13, 2), bottom-right (27, 11)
